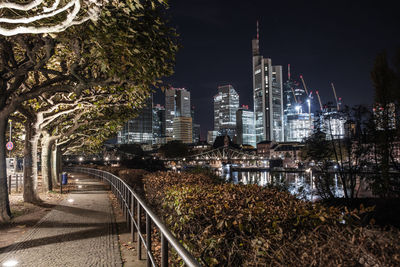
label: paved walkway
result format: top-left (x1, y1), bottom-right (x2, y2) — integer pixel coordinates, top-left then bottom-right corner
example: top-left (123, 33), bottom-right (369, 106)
top-left (0, 173), bottom-right (123, 267)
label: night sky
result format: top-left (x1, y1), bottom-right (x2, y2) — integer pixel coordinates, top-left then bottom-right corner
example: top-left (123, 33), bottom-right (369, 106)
top-left (154, 0), bottom-right (400, 140)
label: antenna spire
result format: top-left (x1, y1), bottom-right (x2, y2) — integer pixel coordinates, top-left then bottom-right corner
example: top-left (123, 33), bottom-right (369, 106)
top-left (256, 20), bottom-right (259, 40)
top-left (288, 64), bottom-right (291, 80)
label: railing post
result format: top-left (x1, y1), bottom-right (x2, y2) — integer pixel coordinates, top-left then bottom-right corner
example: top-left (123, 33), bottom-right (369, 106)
top-left (131, 194), bottom-right (136, 242)
top-left (161, 233), bottom-right (168, 267)
top-left (137, 202), bottom-right (142, 260)
top-left (126, 190), bottom-right (130, 228)
top-left (123, 187), bottom-right (126, 220)
top-left (146, 213), bottom-right (152, 267)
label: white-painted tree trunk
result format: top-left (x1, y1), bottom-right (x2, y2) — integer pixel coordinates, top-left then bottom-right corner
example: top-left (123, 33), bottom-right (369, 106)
top-left (51, 143), bottom-right (61, 187)
top-left (0, 117), bottom-right (12, 221)
top-left (41, 132), bottom-right (52, 192)
top-left (23, 121), bottom-right (40, 203)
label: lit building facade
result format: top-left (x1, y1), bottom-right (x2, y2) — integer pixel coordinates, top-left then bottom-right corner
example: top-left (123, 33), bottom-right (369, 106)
top-left (152, 104), bottom-right (165, 144)
top-left (118, 96), bottom-right (153, 144)
top-left (173, 117), bottom-right (192, 144)
top-left (165, 87), bottom-right (191, 142)
top-left (207, 130), bottom-right (218, 145)
top-left (321, 110), bottom-right (346, 140)
top-left (213, 84), bottom-right (239, 139)
top-left (252, 30), bottom-right (284, 143)
top-left (283, 67), bottom-right (311, 142)
top-left (285, 113), bottom-right (314, 142)
top-left (236, 106), bottom-right (256, 147)
top-left (193, 123), bottom-right (201, 143)
top-left (373, 103), bottom-right (396, 130)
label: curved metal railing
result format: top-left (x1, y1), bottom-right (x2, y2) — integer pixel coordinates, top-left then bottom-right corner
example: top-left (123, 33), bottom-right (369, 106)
top-left (65, 167), bottom-right (200, 267)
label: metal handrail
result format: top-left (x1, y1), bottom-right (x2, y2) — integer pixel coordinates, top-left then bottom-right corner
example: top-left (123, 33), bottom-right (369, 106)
top-left (65, 167), bottom-right (200, 267)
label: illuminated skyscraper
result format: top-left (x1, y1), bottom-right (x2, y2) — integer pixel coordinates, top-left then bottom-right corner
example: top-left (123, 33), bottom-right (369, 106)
top-left (165, 87), bottom-right (191, 141)
top-left (283, 66), bottom-right (313, 142)
top-left (173, 116), bottom-right (192, 144)
top-left (236, 105), bottom-right (256, 147)
top-left (213, 84), bottom-right (239, 139)
top-left (152, 104), bottom-right (165, 144)
top-left (192, 123), bottom-right (201, 143)
top-left (285, 112), bottom-right (314, 142)
top-left (252, 22), bottom-right (284, 143)
top-left (118, 96), bottom-right (153, 144)
top-left (320, 108), bottom-right (346, 140)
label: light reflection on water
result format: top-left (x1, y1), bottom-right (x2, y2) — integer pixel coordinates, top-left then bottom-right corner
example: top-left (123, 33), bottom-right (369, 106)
top-left (221, 168), bottom-right (344, 201)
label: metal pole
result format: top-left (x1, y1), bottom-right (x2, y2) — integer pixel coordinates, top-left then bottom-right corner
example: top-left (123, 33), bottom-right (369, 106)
top-left (161, 233), bottom-right (168, 267)
top-left (16, 174), bottom-right (18, 193)
top-left (137, 203), bottom-right (142, 260)
top-left (131, 194), bottom-right (136, 242)
top-left (146, 213), bottom-right (152, 267)
top-left (126, 189), bottom-right (130, 228)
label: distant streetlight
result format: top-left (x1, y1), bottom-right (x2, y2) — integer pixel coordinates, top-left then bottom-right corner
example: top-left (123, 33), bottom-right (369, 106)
top-left (2, 259), bottom-right (18, 267)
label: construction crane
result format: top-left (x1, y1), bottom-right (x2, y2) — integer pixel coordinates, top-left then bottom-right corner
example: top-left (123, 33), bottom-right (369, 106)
top-left (299, 75), bottom-right (309, 95)
top-left (307, 91), bottom-right (313, 134)
top-left (316, 91), bottom-right (323, 111)
top-left (331, 82), bottom-right (340, 111)
top-left (288, 64), bottom-right (298, 103)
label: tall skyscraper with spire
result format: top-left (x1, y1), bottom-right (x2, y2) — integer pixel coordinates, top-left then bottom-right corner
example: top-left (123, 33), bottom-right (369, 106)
top-left (252, 21), bottom-right (284, 143)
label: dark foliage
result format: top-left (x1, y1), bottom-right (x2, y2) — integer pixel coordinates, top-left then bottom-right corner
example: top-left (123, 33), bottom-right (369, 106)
top-left (142, 171), bottom-right (400, 266)
top-left (159, 140), bottom-right (189, 158)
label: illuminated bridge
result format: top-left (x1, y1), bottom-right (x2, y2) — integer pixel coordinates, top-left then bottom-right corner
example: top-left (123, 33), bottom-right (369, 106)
top-left (165, 146), bottom-right (269, 170)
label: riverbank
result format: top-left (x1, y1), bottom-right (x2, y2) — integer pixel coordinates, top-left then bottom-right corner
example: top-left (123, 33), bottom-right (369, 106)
top-left (78, 165), bottom-right (400, 266)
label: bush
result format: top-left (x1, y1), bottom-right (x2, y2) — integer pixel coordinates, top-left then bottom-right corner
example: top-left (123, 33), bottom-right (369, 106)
top-left (117, 169), bottom-right (148, 197)
top-left (142, 171), bottom-right (400, 266)
top-left (143, 171), bottom-right (215, 213)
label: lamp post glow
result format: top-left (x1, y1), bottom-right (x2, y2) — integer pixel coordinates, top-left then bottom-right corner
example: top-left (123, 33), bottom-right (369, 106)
top-left (2, 259), bottom-right (18, 267)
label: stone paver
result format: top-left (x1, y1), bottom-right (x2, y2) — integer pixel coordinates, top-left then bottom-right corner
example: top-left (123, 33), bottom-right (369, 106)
top-left (0, 173), bottom-right (122, 267)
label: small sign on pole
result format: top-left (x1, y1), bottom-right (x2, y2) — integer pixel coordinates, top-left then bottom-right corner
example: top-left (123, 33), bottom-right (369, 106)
top-left (6, 141), bottom-right (13, 151)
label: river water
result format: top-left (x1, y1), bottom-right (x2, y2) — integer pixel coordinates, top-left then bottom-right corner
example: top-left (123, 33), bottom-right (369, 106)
top-left (220, 168), bottom-right (345, 201)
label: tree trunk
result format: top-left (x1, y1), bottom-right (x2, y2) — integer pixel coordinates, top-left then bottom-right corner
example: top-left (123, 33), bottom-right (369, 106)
top-left (0, 117), bottom-right (12, 222)
top-left (51, 143), bottom-right (58, 187)
top-left (57, 145), bottom-right (62, 182)
top-left (23, 120), bottom-right (40, 203)
top-left (41, 132), bottom-right (52, 192)
top-left (51, 143), bottom-right (61, 188)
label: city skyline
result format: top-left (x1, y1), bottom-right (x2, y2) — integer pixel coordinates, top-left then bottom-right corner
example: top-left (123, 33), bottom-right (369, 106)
top-left (157, 0), bottom-right (400, 139)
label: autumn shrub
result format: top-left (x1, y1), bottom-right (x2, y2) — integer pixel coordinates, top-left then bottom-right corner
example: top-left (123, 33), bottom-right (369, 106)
top-left (142, 172), bottom-right (400, 266)
top-left (143, 171), bottom-right (215, 213)
top-left (117, 169), bottom-right (148, 197)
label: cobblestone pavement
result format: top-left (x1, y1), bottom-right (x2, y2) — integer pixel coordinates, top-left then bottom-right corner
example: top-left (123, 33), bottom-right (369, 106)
top-left (0, 173), bottom-right (123, 267)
